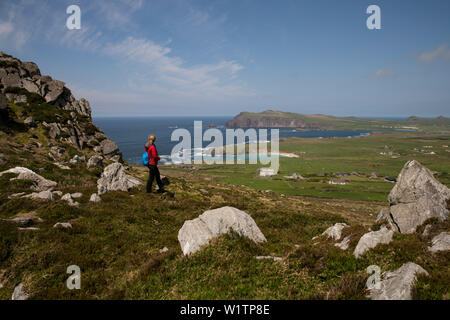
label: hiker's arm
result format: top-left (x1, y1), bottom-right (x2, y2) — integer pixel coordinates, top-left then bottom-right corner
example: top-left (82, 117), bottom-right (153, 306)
top-left (154, 146), bottom-right (161, 161)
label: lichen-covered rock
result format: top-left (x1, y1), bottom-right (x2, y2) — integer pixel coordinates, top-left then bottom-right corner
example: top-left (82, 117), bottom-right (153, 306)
top-left (354, 226), bottom-right (394, 258)
top-left (178, 206), bottom-right (266, 255)
top-left (387, 160), bottom-right (450, 233)
top-left (428, 232), bottom-right (450, 253)
top-left (97, 163), bottom-right (142, 195)
top-left (370, 262), bottom-right (428, 300)
top-left (0, 167), bottom-right (57, 191)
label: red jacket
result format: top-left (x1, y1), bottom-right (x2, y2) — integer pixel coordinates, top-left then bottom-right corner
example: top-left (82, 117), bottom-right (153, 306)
top-left (145, 144), bottom-right (160, 166)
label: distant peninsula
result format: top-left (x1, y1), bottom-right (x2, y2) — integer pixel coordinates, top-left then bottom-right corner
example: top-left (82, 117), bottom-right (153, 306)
top-left (225, 110), bottom-right (450, 131)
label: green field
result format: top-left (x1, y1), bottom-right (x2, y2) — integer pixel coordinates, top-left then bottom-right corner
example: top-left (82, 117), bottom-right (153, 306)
top-left (166, 132), bottom-right (450, 202)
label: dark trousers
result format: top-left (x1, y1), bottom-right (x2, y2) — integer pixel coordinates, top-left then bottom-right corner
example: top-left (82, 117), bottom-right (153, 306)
top-left (147, 165), bottom-right (164, 193)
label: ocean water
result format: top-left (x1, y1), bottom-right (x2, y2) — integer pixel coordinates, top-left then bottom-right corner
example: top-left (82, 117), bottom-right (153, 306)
top-left (93, 116), bottom-right (373, 164)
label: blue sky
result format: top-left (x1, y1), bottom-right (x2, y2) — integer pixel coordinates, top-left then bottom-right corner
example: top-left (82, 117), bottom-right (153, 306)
top-left (0, 0), bottom-right (449, 117)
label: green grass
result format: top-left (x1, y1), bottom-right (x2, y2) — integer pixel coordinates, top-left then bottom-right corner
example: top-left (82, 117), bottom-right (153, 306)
top-left (0, 130), bottom-right (448, 300)
top-left (177, 132), bottom-right (450, 201)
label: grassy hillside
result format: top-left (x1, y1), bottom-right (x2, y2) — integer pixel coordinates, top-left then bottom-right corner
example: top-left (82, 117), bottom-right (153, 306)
top-left (0, 129), bottom-right (449, 300)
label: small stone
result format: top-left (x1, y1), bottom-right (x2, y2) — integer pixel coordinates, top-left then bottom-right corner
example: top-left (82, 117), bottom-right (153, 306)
top-left (89, 193), bottom-right (101, 203)
top-left (53, 222), bottom-right (72, 229)
top-left (12, 283), bottom-right (29, 300)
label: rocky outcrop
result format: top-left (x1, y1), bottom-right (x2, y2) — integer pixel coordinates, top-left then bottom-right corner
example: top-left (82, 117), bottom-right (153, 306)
top-left (0, 52), bottom-right (90, 117)
top-left (428, 232), bottom-right (450, 253)
top-left (321, 223), bottom-right (348, 241)
top-left (0, 52), bottom-right (122, 160)
top-left (99, 139), bottom-right (121, 158)
top-left (0, 167), bottom-right (57, 191)
top-left (97, 163), bottom-right (143, 195)
top-left (354, 226), bottom-right (394, 258)
top-left (178, 206), bottom-right (266, 255)
top-left (385, 160), bottom-right (450, 234)
top-left (370, 262), bottom-right (428, 300)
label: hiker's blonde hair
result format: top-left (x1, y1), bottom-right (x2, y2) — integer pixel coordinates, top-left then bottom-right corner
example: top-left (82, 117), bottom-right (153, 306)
top-left (148, 134), bottom-right (156, 144)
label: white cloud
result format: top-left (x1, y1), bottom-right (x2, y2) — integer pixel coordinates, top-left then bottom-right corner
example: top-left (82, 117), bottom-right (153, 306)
top-left (105, 36), bottom-right (248, 99)
top-left (372, 69), bottom-right (395, 78)
top-left (419, 44), bottom-right (450, 62)
top-left (0, 21), bottom-right (13, 36)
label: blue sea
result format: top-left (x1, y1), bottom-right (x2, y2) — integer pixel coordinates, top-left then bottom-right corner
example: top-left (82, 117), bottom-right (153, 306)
top-left (93, 116), bottom-right (373, 164)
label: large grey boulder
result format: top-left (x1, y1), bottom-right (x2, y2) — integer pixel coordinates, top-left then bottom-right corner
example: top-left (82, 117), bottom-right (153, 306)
top-left (370, 262), bottom-right (428, 300)
top-left (321, 223), bottom-right (348, 241)
top-left (387, 160), bottom-right (450, 233)
top-left (22, 79), bottom-right (39, 94)
top-left (11, 283), bottom-right (29, 300)
top-left (428, 232), bottom-right (450, 253)
top-left (354, 226), bottom-right (394, 258)
top-left (0, 167), bottom-right (57, 191)
top-left (43, 79), bottom-right (65, 103)
top-left (97, 163), bottom-right (142, 195)
top-left (178, 206), bottom-right (267, 255)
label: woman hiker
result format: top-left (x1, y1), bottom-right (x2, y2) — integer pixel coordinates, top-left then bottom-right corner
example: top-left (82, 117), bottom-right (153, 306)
top-left (144, 134), bottom-right (165, 194)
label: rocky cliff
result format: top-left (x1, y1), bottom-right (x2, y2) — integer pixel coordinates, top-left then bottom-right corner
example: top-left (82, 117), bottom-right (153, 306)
top-left (0, 51), bottom-right (122, 161)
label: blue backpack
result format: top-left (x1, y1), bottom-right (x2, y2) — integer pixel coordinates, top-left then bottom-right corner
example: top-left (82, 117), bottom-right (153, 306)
top-left (142, 151), bottom-right (149, 165)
